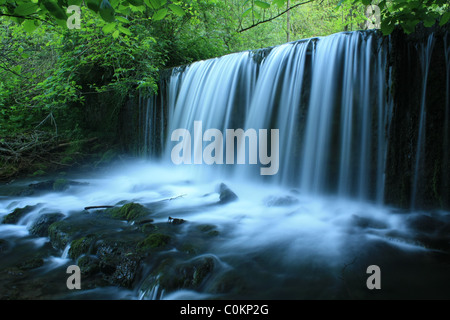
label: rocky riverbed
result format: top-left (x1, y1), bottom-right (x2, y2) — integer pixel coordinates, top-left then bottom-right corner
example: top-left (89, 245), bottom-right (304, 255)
top-left (1, 161), bottom-right (450, 300)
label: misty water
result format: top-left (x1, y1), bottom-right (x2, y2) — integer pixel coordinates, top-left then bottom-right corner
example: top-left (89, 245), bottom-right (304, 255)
top-left (1, 160), bottom-right (450, 299)
top-left (1, 30), bottom-right (449, 299)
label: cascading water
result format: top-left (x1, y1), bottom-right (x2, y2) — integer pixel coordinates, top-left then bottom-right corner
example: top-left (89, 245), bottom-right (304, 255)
top-left (1, 29), bottom-right (449, 300)
top-left (144, 31), bottom-right (393, 204)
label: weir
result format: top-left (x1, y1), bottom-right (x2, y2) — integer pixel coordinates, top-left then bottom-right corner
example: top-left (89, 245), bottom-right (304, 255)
top-left (138, 28), bottom-right (449, 210)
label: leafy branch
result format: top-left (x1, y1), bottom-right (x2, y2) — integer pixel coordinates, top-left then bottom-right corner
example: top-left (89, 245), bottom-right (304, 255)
top-left (238, 0), bottom-right (317, 33)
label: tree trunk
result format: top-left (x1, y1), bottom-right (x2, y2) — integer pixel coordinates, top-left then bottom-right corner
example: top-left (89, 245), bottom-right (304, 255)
top-left (286, 0), bottom-right (291, 42)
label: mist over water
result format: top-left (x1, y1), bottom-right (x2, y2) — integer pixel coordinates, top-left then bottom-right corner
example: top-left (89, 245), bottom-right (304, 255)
top-left (1, 30), bottom-right (450, 299)
top-left (1, 159), bottom-right (449, 299)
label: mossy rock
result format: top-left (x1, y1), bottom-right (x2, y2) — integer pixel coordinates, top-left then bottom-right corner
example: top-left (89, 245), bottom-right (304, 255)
top-left (197, 224), bottom-right (220, 237)
top-left (95, 239), bottom-right (143, 288)
top-left (29, 213), bottom-right (65, 237)
top-left (137, 233), bottom-right (171, 251)
top-left (77, 255), bottom-right (100, 276)
top-left (48, 220), bottom-right (73, 250)
top-left (208, 271), bottom-right (247, 295)
top-left (2, 205), bottom-right (39, 224)
top-left (107, 203), bottom-right (151, 222)
top-left (140, 223), bottom-right (158, 233)
top-left (147, 256), bottom-right (216, 293)
top-left (53, 179), bottom-right (69, 191)
top-left (179, 243), bottom-right (199, 255)
top-left (69, 235), bottom-right (98, 259)
top-left (197, 224), bottom-right (216, 232)
top-left (17, 257), bottom-right (44, 271)
top-left (32, 170), bottom-right (46, 177)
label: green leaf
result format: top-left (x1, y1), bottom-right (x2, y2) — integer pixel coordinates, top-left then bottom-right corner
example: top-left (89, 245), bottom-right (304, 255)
top-left (361, 0), bottom-right (371, 5)
top-left (439, 11), bottom-right (450, 26)
top-left (272, 0), bottom-right (284, 8)
top-left (423, 17), bottom-right (436, 28)
top-left (242, 7), bottom-right (251, 17)
top-left (168, 4), bottom-right (184, 16)
top-left (68, 0), bottom-right (83, 5)
top-left (147, 0), bottom-right (161, 9)
top-left (152, 8), bottom-right (168, 21)
top-left (102, 22), bottom-right (116, 33)
top-left (253, 9), bottom-right (261, 20)
top-left (115, 16), bottom-right (129, 23)
top-left (254, 1), bottom-right (270, 9)
top-left (380, 19), bottom-right (395, 35)
top-left (14, 3), bottom-right (39, 16)
top-left (128, 0), bottom-right (143, 5)
top-left (86, 0), bottom-right (100, 12)
top-left (42, 1), bottom-right (66, 20)
top-left (23, 19), bottom-right (39, 33)
top-left (100, 0), bottom-right (116, 22)
top-left (112, 29), bottom-right (120, 38)
top-left (118, 25), bottom-right (132, 35)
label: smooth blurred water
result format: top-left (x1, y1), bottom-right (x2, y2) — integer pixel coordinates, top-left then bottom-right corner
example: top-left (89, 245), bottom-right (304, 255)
top-left (2, 160), bottom-right (449, 299)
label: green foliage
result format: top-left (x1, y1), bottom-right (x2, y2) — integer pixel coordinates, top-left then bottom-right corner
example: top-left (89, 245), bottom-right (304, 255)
top-left (340, 0), bottom-right (450, 35)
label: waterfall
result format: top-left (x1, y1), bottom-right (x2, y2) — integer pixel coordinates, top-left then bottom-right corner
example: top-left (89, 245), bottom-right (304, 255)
top-left (411, 34), bottom-right (435, 209)
top-left (137, 29), bottom-right (446, 208)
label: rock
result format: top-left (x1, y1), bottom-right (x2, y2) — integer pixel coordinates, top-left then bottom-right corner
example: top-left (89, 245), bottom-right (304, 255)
top-left (217, 183), bottom-right (238, 204)
top-left (29, 213), bottom-right (65, 237)
top-left (69, 235), bottom-right (98, 259)
top-left (52, 179), bottom-right (69, 191)
top-left (168, 216), bottom-right (186, 225)
top-left (208, 271), bottom-right (247, 295)
top-left (106, 202), bottom-right (151, 222)
top-left (144, 256), bottom-right (216, 294)
top-left (96, 240), bottom-right (143, 288)
top-left (15, 180), bottom-right (89, 196)
top-left (77, 255), bottom-right (100, 276)
top-left (111, 254), bottom-right (141, 288)
top-left (197, 224), bottom-right (220, 237)
top-left (18, 180), bottom-right (54, 196)
top-left (406, 214), bottom-right (441, 234)
top-left (48, 220), bottom-right (77, 250)
top-left (2, 204), bottom-right (40, 224)
top-left (137, 233), bottom-right (171, 251)
top-left (0, 239), bottom-right (10, 254)
top-left (263, 195), bottom-right (299, 207)
top-left (17, 257), bottom-right (44, 270)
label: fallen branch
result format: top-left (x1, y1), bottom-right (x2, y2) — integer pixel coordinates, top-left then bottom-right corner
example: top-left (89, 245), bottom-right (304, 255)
top-left (84, 205), bottom-right (114, 210)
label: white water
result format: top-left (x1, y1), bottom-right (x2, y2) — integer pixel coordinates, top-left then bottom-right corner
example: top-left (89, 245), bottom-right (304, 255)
top-left (141, 31), bottom-right (394, 204)
top-left (1, 30), bottom-right (449, 299)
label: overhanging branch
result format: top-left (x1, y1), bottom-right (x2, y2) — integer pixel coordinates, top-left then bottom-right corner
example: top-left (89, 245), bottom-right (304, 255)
top-left (238, 0), bottom-right (317, 33)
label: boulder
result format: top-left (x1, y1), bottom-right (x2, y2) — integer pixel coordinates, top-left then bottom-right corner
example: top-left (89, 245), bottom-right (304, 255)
top-left (217, 183), bottom-right (238, 204)
top-left (2, 204), bottom-right (41, 224)
top-left (106, 202), bottom-right (151, 222)
top-left (263, 195), bottom-right (299, 207)
top-left (29, 213), bottom-right (65, 237)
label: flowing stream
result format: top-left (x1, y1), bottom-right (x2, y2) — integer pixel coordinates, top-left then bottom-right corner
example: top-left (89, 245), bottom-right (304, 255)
top-left (1, 30), bottom-right (449, 300)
